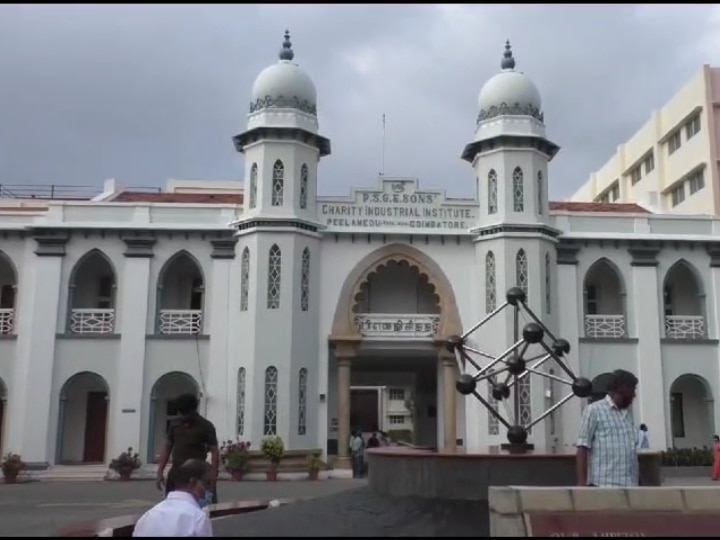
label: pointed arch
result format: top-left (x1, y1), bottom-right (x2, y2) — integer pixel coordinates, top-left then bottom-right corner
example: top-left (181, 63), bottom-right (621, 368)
top-left (67, 249), bottom-right (118, 334)
top-left (298, 367), bottom-right (308, 435)
top-left (487, 169), bottom-right (498, 215)
top-left (537, 171), bottom-right (543, 215)
top-left (240, 247), bottom-right (250, 312)
top-left (249, 163), bottom-right (258, 209)
top-left (545, 252), bottom-right (551, 314)
top-left (513, 166), bottom-right (524, 212)
top-left (300, 247), bottom-right (310, 312)
top-left (271, 159), bottom-right (284, 206)
top-left (267, 244), bottom-right (282, 310)
top-left (0, 249), bottom-right (18, 286)
top-left (515, 249), bottom-right (528, 295)
top-left (485, 251), bottom-right (496, 313)
top-left (663, 259), bottom-right (706, 339)
top-left (300, 164), bottom-right (309, 210)
top-left (0, 250), bottom-right (18, 335)
top-left (330, 243), bottom-right (462, 339)
top-left (237, 367), bottom-right (246, 436)
top-left (155, 250), bottom-right (205, 334)
top-left (263, 366), bottom-right (278, 435)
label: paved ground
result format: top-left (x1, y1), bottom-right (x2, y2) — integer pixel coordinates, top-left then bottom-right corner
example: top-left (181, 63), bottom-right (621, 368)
top-left (0, 479), bottom-right (363, 537)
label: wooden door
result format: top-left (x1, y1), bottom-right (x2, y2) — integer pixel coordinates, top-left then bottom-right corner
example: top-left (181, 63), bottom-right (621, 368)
top-left (350, 389), bottom-right (379, 433)
top-left (83, 392), bottom-right (108, 463)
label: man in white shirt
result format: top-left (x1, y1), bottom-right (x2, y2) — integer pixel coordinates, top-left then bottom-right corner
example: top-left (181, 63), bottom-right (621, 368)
top-left (133, 459), bottom-right (214, 537)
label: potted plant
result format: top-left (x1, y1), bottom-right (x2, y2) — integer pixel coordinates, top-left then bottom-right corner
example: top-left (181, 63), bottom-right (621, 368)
top-left (109, 447), bottom-right (142, 481)
top-left (306, 455), bottom-right (324, 481)
top-left (1, 452), bottom-right (25, 484)
top-left (220, 439), bottom-right (251, 481)
top-left (261, 436), bottom-right (284, 481)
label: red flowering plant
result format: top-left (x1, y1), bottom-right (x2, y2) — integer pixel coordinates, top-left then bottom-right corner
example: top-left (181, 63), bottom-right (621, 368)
top-left (220, 439), bottom-right (251, 474)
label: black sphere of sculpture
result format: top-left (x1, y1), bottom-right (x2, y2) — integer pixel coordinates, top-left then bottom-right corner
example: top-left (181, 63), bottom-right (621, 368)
top-left (506, 357), bottom-right (526, 376)
top-left (522, 322), bottom-right (544, 344)
top-left (456, 374), bottom-right (477, 396)
top-left (552, 338), bottom-right (571, 357)
top-left (445, 334), bottom-right (464, 353)
top-left (507, 425), bottom-right (528, 445)
top-left (572, 377), bottom-right (593, 398)
top-left (505, 287), bottom-right (526, 306)
top-left (492, 383), bottom-right (511, 401)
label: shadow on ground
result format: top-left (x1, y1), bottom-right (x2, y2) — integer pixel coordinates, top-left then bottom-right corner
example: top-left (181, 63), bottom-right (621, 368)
top-left (213, 486), bottom-right (488, 537)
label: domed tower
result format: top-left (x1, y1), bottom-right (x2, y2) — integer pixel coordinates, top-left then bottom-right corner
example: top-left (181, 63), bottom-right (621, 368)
top-left (228, 31), bottom-right (328, 452)
top-left (461, 42), bottom-right (560, 450)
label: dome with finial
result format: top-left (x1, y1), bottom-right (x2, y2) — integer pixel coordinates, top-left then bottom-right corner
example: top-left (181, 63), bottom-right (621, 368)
top-left (476, 41), bottom-right (543, 124)
top-left (250, 30), bottom-right (317, 116)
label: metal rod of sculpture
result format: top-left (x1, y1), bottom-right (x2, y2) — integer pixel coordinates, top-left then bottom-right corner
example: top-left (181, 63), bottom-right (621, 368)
top-left (446, 287), bottom-right (592, 453)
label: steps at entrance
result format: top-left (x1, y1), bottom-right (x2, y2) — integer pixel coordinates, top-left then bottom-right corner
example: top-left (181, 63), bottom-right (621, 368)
top-left (34, 464), bottom-right (110, 482)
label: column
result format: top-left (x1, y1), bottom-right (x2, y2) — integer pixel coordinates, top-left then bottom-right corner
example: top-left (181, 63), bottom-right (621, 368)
top-left (440, 350), bottom-right (457, 452)
top-left (628, 245), bottom-right (667, 450)
top-left (707, 246), bottom-right (720, 435)
top-left (204, 238), bottom-right (237, 437)
top-left (5, 232), bottom-right (67, 466)
top-left (555, 244), bottom-right (582, 448)
top-left (335, 345), bottom-right (354, 469)
top-left (110, 234), bottom-right (155, 458)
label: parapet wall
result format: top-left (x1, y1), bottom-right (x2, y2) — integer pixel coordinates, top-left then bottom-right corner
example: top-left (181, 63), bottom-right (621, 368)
top-left (489, 486), bottom-right (720, 537)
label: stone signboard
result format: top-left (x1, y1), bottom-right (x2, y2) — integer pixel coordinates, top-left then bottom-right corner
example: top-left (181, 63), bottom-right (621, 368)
top-left (525, 511), bottom-right (720, 537)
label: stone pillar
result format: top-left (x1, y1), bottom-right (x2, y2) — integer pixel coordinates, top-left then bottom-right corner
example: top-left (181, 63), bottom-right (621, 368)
top-left (6, 232), bottom-right (68, 466)
top-left (628, 244), bottom-right (667, 450)
top-left (707, 246), bottom-right (720, 435)
top-left (335, 346), bottom-right (354, 469)
top-left (440, 350), bottom-right (457, 452)
top-left (555, 244), bottom-right (582, 448)
top-left (111, 234), bottom-right (156, 458)
top-left (205, 238), bottom-right (237, 437)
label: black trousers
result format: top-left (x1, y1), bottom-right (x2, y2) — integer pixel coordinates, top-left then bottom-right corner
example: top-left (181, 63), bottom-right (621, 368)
top-left (165, 466), bottom-right (219, 504)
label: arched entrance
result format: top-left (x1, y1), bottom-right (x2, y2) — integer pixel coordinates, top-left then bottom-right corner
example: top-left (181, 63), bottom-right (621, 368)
top-left (669, 374), bottom-right (714, 449)
top-left (148, 371), bottom-right (200, 462)
top-left (329, 244), bottom-right (463, 463)
top-left (56, 372), bottom-right (110, 464)
top-left (0, 377), bottom-right (6, 453)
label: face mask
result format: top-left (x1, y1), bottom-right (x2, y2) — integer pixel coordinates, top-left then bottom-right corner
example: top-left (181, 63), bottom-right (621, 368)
top-left (198, 490), bottom-right (214, 508)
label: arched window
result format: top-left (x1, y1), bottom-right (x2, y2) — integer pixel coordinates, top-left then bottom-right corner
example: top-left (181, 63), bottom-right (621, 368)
top-left (519, 377), bottom-right (532, 433)
top-left (240, 247), bottom-right (250, 312)
top-left (263, 366), bottom-right (278, 435)
top-left (485, 251), bottom-right (496, 313)
top-left (487, 381), bottom-right (499, 436)
top-left (545, 253), bottom-right (551, 314)
top-left (488, 170), bottom-right (498, 215)
top-left (537, 171), bottom-right (543, 215)
top-left (300, 164), bottom-right (309, 210)
top-left (300, 247), bottom-right (310, 312)
top-left (267, 244), bottom-right (282, 309)
top-left (513, 167), bottom-right (524, 212)
top-left (298, 368), bottom-right (308, 435)
top-left (271, 160), bottom-right (284, 206)
top-left (249, 163), bottom-right (258, 209)
top-left (516, 249), bottom-right (528, 296)
top-left (237, 367), bottom-right (246, 436)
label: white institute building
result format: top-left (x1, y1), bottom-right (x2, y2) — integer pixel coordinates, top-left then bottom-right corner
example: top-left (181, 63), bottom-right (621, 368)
top-left (0, 35), bottom-right (719, 469)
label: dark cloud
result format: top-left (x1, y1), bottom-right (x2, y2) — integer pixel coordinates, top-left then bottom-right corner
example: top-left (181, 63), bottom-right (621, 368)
top-left (0, 5), bottom-right (718, 198)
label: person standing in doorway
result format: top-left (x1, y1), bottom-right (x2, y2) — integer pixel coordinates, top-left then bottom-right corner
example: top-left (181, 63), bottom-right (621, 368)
top-left (156, 394), bottom-right (220, 504)
top-left (712, 435), bottom-right (720, 481)
top-left (637, 423), bottom-right (650, 450)
top-left (349, 430), bottom-right (364, 478)
top-left (576, 369), bottom-right (639, 487)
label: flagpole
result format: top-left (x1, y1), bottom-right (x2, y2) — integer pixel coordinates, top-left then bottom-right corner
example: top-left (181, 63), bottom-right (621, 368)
top-left (381, 113), bottom-right (386, 177)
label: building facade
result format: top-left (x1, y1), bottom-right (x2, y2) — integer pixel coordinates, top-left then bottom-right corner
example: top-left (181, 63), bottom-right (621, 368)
top-left (570, 65), bottom-right (720, 215)
top-left (0, 35), bottom-right (719, 469)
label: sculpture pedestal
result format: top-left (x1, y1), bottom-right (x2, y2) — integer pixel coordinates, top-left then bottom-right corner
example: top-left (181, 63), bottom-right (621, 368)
top-left (368, 446), bottom-right (661, 503)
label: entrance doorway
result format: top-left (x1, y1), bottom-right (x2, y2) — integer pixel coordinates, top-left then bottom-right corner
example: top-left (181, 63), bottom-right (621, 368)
top-left (148, 371), bottom-right (200, 462)
top-left (83, 392), bottom-right (108, 462)
top-left (350, 388), bottom-right (380, 433)
top-left (0, 377), bottom-right (6, 453)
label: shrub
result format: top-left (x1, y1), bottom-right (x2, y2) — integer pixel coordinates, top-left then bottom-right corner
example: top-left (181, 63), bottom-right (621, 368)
top-left (109, 447), bottom-right (142, 472)
top-left (1, 452), bottom-right (25, 476)
top-left (220, 439), bottom-right (251, 473)
top-left (660, 446), bottom-right (712, 467)
top-left (261, 436), bottom-right (285, 465)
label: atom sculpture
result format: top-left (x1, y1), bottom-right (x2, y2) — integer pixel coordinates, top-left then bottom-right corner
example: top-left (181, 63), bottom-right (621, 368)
top-left (446, 286), bottom-right (593, 453)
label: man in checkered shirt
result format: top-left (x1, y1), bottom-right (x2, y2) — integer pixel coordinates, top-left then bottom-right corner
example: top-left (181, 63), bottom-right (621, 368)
top-left (576, 369), bottom-right (640, 487)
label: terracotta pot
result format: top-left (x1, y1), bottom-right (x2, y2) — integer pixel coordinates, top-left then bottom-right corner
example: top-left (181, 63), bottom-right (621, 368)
top-left (307, 469), bottom-right (319, 481)
top-left (230, 469), bottom-right (245, 481)
top-left (3, 470), bottom-right (19, 484)
top-left (266, 467), bottom-right (278, 482)
top-left (118, 468), bottom-right (133, 481)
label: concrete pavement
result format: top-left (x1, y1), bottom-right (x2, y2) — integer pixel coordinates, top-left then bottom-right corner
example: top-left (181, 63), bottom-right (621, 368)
top-left (0, 478), bottom-right (364, 537)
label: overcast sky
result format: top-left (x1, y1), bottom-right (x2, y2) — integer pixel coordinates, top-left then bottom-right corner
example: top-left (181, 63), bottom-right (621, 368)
top-left (1, 4), bottom-right (719, 200)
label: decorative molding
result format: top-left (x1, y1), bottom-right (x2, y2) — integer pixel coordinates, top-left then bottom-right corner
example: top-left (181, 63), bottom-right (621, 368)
top-left (474, 223), bottom-right (561, 239)
top-left (210, 238), bottom-right (238, 259)
top-left (249, 95), bottom-right (317, 116)
top-left (236, 220), bottom-right (319, 233)
top-left (462, 134), bottom-right (560, 163)
top-left (121, 234), bottom-right (157, 258)
top-left (232, 126), bottom-right (331, 157)
top-left (34, 231), bottom-right (70, 257)
top-left (477, 102), bottom-right (544, 124)
top-left (556, 245), bottom-right (580, 265)
top-left (628, 244), bottom-right (661, 267)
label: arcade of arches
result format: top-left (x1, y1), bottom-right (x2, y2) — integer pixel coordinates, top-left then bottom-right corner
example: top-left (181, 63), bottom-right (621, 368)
top-left (330, 245), bottom-right (462, 467)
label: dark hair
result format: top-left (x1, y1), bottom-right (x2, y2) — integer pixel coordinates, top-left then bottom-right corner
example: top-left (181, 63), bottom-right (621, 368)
top-left (606, 369), bottom-right (638, 392)
top-left (173, 459), bottom-right (211, 489)
top-left (640, 423), bottom-right (647, 431)
top-left (175, 393), bottom-right (199, 414)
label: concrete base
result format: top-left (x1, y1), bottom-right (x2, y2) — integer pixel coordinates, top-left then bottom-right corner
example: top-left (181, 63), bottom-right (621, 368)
top-left (368, 447), bottom-right (662, 502)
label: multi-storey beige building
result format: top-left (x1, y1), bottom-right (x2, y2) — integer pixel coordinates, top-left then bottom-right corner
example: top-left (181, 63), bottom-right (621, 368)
top-left (570, 65), bottom-right (720, 214)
